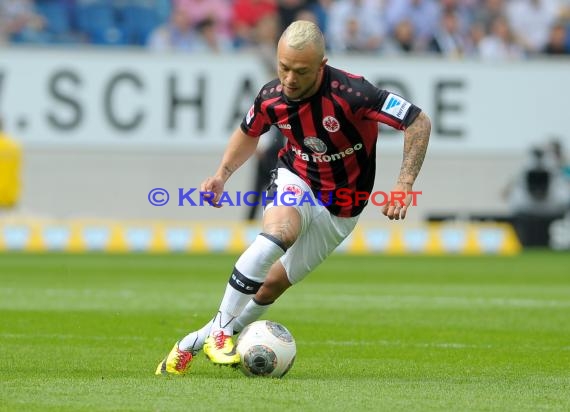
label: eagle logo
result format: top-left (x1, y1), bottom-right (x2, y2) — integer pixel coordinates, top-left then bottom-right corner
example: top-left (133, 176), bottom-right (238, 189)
top-left (283, 184), bottom-right (303, 197)
top-left (322, 116), bottom-right (340, 133)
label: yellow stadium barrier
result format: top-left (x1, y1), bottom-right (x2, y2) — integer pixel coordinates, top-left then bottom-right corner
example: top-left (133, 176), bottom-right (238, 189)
top-left (0, 218), bottom-right (521, 255)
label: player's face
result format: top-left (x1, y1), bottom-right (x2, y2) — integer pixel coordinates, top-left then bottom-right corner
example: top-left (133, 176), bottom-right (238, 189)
top-left (277, 41), bottom-right (327, 101)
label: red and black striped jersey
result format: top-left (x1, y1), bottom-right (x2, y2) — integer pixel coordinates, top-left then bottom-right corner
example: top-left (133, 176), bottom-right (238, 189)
top-left (240, 65), bottom-right (422, 217)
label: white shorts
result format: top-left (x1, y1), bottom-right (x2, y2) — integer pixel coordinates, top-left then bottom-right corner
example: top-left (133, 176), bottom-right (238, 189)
top-left (264, 168), bottom-right (359, 284)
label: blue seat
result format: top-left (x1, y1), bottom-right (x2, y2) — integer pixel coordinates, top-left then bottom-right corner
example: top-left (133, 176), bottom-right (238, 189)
top-left (74, 0), bottom-right (115, 38)
top-left (36, 0), bottom-right (71, 36)
top-left (90, 26), bottom-right (128, 46)
top-left (120, 1), bottom-right (162, 45)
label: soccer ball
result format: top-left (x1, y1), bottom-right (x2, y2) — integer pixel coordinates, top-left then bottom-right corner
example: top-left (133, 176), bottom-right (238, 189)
top-left (236, 320), bottom-right (296, 378)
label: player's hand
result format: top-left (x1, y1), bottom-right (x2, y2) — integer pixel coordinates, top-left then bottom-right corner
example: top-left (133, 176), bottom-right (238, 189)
top-left (382, 182), bottom-right (414, 221)
top-left (200, 176), bottom-right (225, 208)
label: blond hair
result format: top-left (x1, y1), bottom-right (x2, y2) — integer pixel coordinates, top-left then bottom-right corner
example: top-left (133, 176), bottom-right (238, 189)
top-left (280, 20), bottom-right (325, 60)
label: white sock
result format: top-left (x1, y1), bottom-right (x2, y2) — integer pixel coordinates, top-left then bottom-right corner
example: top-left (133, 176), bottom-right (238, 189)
top-left (210, 233), bottom-right (286, 336)
top-left (234, 298), bottom-right (274, 333)
top-left (178, 319), bottom-right (213, 353)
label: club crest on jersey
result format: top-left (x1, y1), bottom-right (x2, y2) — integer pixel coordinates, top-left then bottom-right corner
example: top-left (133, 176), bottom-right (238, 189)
top-left (322, 116), bottom-right (340, 133)
top-left (303, 137), bottom-right (328, 155)
top-left (245, 105), bottom-right (255, 125)
top-left (283, 184), bottom-right (303, 197)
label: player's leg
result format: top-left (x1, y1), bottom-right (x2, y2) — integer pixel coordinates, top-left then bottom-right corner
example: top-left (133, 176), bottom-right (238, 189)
top-left (156, 205), bottom-right (301, 373)
top-left (155, 318), bottom-right (215, 376)
top-left (281, 212), bottom-right (359, 286)
top-left (157, 167), bottom-right (308, 371)
top-left (204, 167), bottom-right (313, 364)
top-left (160, 213), bottom-right (297, 372)
top-left (234, 260), bottom-right (289, 333)
top-left (204, 205), bottom-right (301, 365)
top-left (233, 209), bottom-right (359, 332)
top-left (178, 319), bottom-right (214, 352)
top-left (159, 265), bottom-right (291, 376)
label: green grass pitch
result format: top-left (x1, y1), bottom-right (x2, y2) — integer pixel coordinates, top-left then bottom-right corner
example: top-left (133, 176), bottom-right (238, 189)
top-left (1, 251), bottom-right (569, 411)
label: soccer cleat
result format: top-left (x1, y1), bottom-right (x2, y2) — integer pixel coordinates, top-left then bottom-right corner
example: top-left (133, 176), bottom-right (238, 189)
top-left (203, 331), bottom-right (240, 365)
top-left (155, 341), bottom-right (193, 376)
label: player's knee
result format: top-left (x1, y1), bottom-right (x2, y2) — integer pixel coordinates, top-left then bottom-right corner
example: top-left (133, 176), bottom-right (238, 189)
top-left (262, 206), bottom-right (302, 248)
top-left (261, 220), bottom-right (300, 248)
top-left (263, 229), bottom-right (297, 249)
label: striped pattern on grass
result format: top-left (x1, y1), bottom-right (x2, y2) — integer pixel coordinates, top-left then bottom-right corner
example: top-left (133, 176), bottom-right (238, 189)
top-left (1, 252), bottom-right (569, 411)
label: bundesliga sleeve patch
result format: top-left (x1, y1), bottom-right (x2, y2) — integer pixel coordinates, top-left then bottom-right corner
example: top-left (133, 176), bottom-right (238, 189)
top-left (245, 105), bottom-right (255, 125)
top-left (381, 93), bottom-right (411, 120)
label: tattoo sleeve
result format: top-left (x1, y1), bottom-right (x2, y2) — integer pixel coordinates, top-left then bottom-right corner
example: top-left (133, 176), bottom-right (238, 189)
top-left (398, 111), bottom-right (431, 185)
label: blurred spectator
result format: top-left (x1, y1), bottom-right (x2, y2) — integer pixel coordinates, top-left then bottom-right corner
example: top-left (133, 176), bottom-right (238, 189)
top-left (382, 18), bottom-right (417, 55)
top-left (542, 20), bottom-right (570, 54)
top-left (147, 6), bottom-right (195, 52)
top-left (463, 20), bottom-right (486, 57)
top-left (174, 0), bottom-right (233, 43)
top-left (191, 17), bottom-right (234, 53)
top-left (248, 13), bottom-right (281, 70)
top-left (478, 15), bottom-right (526, 60)
top-left (0, 0), bottom-right (47, 44)
top-left (427, 10), bottom-right (466, 57)
top-left (1, 0), bottom-right (568, 60)
top-left (384, 0), bottom-right (440, 51)
top-left (277, 0), bottom-right (311, 33)
top-left (232, 0), bottom-right (278, 48)
top-left (439, 0), bottom-right (476, 35)
top-left (294, 7), bottom-right (319, 25)
top-left (472, 0), bottom-right (506, 31)
top-left (506, 0), bottom-right (560, 54)
top-left (327, 0), bottom-right (385, 54)
top-left (309, 0), bottom-right (333, 36)
top-left (560, 3), bottom-right (570, 21)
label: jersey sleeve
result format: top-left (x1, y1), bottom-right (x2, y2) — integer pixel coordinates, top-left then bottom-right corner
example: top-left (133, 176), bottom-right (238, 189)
top-left (240, 91), bottom-right (272, 138)
top-left (359, 79), bottom-right (422, 130)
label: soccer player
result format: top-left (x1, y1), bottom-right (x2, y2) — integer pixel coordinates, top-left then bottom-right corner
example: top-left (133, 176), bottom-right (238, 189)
top-left (156, 20), bottom-right (431, 375)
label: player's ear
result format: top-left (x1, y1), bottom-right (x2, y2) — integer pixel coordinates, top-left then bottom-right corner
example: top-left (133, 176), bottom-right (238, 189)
top-left (320, 58), bottom-right (328, 70)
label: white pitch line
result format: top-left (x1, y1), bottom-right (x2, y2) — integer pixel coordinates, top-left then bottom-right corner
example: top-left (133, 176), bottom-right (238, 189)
top-left (311, 340), bottom-right (493, 349)
top-left (301, 339), bottom-right (569, 351)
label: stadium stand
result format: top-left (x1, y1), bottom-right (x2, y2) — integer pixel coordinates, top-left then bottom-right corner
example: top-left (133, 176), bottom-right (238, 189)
top-left (2, 0), bottom-right (567, 56)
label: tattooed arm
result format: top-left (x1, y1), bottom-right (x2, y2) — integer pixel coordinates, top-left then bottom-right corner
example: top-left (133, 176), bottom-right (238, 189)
top-left (215, 127), bottom-right (259, 182)
top-left (383, 111), bottom-right (431, 220)
top-left (200, 127), bottom-right (259, 207)
top-left (398, 111), bottom-right (431, 185)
